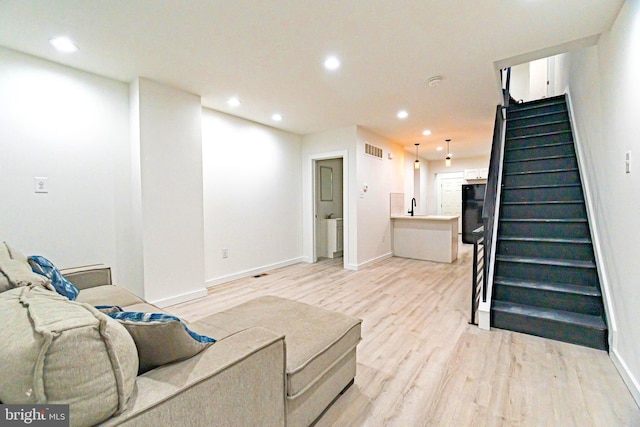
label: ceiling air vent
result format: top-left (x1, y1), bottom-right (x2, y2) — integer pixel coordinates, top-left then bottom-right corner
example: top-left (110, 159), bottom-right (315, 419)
top-left (365, 143), bottom-right (383, 159)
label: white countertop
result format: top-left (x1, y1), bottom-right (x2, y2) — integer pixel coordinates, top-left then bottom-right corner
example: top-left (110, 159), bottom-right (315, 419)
top-left (391, 215), bottom-right (459, 221)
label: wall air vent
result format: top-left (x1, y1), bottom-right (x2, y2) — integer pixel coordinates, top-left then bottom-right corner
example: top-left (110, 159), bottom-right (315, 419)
top-left (365, 143), bottom-right (383, 159)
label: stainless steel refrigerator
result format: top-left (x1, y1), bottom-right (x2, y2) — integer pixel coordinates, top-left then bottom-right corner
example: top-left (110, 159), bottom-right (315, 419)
top-left (462, 184), bottom-right (486, 244)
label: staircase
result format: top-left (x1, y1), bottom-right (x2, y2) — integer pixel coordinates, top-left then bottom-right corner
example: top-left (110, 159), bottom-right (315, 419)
top-left (490, 95), bottom-right (608, 351)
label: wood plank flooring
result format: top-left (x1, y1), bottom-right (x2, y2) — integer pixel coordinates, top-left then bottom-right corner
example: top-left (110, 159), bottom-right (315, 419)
top-left (169, 242), bottom-right (640, 426)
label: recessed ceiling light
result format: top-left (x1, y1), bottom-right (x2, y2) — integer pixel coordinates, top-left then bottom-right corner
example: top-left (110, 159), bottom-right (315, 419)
top-left (422, 130), bottom-right (432, 136)
top-left (397, 110), bottom-right (408, 119)
top-left (227, 97), bottom-right (241, 107)
top-left (436, 146), bottom-right (443, 151)
top-left (49, 37), bottom-right (78, 53)
top-left (272, 113), bottom-right (283, 122)
top-left (324, 56), bottom-right (341, 71)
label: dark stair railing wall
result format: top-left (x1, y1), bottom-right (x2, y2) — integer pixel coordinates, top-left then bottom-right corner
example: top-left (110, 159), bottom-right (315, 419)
top-left (471, 68), bottom-right (509, 328)
top-left (489, 94), bottom-right (608, 351)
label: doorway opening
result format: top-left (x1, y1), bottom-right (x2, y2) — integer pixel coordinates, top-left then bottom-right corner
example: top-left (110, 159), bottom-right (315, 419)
top-left (314, 158), bottom-right (344, 262)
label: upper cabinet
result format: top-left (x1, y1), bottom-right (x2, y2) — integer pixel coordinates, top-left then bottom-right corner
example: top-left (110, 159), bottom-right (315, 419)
top-left (464, 168), bottom-right (489, 181)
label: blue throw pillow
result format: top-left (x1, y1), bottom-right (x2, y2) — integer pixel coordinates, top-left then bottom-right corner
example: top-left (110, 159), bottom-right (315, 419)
top-left (108, 312), bottom-right (215, 344)
top-left (28, 255), bottom-right (79, 300)
top-left (108, 311), bottom-right (216, 373)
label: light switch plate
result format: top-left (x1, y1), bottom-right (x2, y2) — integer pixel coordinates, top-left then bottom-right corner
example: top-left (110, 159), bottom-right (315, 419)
top-left (626, 151), bottom-right (631, 174)
top-left (34, 177), bottom-right (48, 193)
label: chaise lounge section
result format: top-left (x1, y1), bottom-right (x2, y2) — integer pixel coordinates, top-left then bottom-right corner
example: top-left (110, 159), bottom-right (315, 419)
top-left (0, 249), bottom-right (362, 427)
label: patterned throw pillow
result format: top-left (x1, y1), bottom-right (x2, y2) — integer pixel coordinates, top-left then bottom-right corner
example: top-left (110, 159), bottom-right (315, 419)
top-left (108, 311), bottom-right (216, 373)
top-left (95, 305), bottom-right (123, 315)
top-left (28, 255), bottom-right (79, 300)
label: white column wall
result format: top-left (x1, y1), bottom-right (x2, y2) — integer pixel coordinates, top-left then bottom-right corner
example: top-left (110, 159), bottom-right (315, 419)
top-left (134, 78), bottom-right (206, 305)
top-left (356, 127), bottom-right (405, 267)
top-left (201, 109), bottom-right (303, 286)
top-left (302, 126), bottom-right (357, 268)
top-left (0, 47), bottom-right (127, 273)
top-left (561, 0), bottom-right (640, 404)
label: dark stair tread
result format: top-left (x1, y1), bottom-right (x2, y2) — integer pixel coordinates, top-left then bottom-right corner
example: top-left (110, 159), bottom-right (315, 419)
top-left (504, 167), bottom-right (578, 176)
top-left (506, 130), bottom-right (572, 141)
top-left (505, 154), bottom-right (574, 163)
top-left (507, 120), bottom-right (568, 131)
top-left (498, 236), bottom-right (591, 244)
top-left (492, 300), bottom-right (606, 331)
top-left (502, 183), bottom-right (581, 190)
top-left (496, 254), bottom-right (595, 269)
top-left (494, 276), bottom-right (601, 297)
top-left (506, 111), bottom-right (567, 123)
top-left (500, 218), bottom-right (587, 223)
top-left (506, 141), bottom-right (573, 152)
top-left (507, 96), bottom-right (566, 111)
top-left (501, 200), bottom-right (584, 205)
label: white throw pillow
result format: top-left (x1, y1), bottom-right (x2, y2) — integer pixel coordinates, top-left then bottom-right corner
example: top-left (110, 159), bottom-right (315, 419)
top-left (0, 286), bottom-right (138, 426)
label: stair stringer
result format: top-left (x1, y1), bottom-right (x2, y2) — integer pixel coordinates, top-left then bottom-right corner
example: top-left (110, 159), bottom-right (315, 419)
top-left (565, 91), bottom-right (616, 348)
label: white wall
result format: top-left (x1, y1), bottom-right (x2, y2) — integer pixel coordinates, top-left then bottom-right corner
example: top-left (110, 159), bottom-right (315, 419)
top-left (202, 109), bottom-right (303, 286)
top-left (426, 155), bottom-right (490, 215)
top-left (509, 62), bottom-right (530, 102)
top-left (0, 47), bottom-right (128, 273)
top-left (133, 78), bottom-right (206, 305)
top-left (356, 127), bottom-right (405, 266)
top-left (560, 0), bottom-right (640, 404)
top-left (403, 153), bottom-right (430, 216)
top-left (529, 58), bottom-right (548, 100)
top-left (302, 126), bottom-right (357, 267)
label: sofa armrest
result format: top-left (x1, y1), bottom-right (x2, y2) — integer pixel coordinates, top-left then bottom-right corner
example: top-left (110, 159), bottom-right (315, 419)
top-left (99, 327), bottom-right (286, 427)
top-left (60, 264), bottom-right (112, 290)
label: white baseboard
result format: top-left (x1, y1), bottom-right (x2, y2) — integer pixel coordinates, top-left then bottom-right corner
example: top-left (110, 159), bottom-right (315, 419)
top-left (151, 288), bottom-right (208, 308)
top-left (354, 252), bottom-right (393, 270)
top-left (611, 348), bottom-right (640, 407)
top-left (205, 257), bottom-right (305, 288)
top-left (345, 263), bottom-right (359, 271)
top-left (478, 305), bottom-right (491, 330)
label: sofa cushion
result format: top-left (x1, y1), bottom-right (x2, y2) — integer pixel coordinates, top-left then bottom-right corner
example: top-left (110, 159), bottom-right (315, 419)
top-left (109, 311), bottom-right (216, 374)
top-left (0, 242), bottom-right (52, 293)
top-left (122, 301), bottom-right (166, 314)
top-left (0, 286), bottom-right (138, 427)
top-left (75, 284), bottom-right (145, 308)
top-left (195, 295), bottom-right (362, 397)
top-left (28, 255), bottom-right (79, 300)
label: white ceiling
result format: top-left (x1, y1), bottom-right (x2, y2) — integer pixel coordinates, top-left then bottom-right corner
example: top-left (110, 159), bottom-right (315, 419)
top-left (0, 0), bottom-right (623, 160)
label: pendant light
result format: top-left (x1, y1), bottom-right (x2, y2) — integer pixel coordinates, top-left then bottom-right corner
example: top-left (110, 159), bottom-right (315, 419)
top-left (414, 143), bottom-right (420, 169)
top-left (445, 139), bottom-right (452, 167)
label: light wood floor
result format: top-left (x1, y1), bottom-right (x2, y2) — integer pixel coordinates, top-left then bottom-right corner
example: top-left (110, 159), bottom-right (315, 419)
top-left (169, 242), bottom-right (640, 427)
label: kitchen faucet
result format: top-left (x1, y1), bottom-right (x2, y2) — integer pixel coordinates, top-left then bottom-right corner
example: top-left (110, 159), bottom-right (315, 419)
top-left (408, 198), bottom-right (416, 216)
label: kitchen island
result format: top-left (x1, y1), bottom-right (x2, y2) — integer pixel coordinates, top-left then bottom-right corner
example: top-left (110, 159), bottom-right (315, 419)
top-left (391, 215), bottom-right (459, 263)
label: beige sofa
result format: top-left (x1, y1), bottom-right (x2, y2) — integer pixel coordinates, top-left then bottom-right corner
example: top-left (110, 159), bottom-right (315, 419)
top-left (0, 261), bottom-right (362, 427)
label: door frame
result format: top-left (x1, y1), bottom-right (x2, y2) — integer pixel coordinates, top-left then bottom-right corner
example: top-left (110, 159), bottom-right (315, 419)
top-left (307, 150), bottom-right (350, 268)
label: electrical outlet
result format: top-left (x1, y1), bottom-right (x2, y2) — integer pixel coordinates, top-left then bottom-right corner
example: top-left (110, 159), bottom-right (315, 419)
top-left (222, 248), bottom-right (228, 259)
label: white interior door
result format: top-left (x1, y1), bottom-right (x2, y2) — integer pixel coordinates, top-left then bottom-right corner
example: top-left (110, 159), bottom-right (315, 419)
top-left (439, 176), bottom-right (463, 232)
